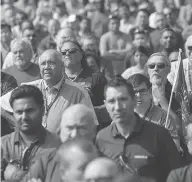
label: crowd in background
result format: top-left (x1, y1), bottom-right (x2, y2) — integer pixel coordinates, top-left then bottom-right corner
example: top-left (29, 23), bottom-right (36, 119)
top-left (1, 0), bottom-right (192, 182)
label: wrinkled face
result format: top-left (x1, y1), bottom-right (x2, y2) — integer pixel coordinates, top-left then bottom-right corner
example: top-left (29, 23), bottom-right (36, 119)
top-left (1, 27), bottom-right (12, 43)
top-left (160, 31), bottom-right (177, 49)
top-left (134, 83), bottom-right (152, 107)
top-left (134, 51), bottom-right (148, 66)
top-left (12, 42), bottom-right (31, 68)
top-left (86, 56), bottom-right (99, 73)
top-left (105, 86), bottom-right (136, 124)
top-left (4, 9), bottom-right (16, 27)
top-left (39, 52), bottom-right (63, 83)
top-left (12, 97), bottom-right (43, 134)
top-left (60, 149), bottom-right (97, 182)
top-left (60, 42), bottom-right (83, 68)
top-left (133, 33), bottom-right (147, 46)
top-left (108, 19), bottom-right (120, 33)
top-left (155, 14), bottom-right (166, 29)
top-left (147, 56), bottom-right (170, 85)
top-left (136, 11), bottom-right (148, 26)
top-left (60, 115), bottom-right (95, 143)
top-left (118, 6), bottom-right (129, 19)
top-left (22, 29), bottom-right (36, 47)
top-left (48, 21), bottom-right (60, 37)
top-left (185, 38), bottom-right (192, 62)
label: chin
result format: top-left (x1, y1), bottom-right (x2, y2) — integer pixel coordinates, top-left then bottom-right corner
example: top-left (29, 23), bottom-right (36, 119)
top-left (150, 77), bottom-right (163, 85)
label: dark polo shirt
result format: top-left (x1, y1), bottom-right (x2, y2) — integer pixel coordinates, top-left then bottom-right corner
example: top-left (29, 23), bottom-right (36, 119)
top-left (96, 115), bottom-right (182, 182)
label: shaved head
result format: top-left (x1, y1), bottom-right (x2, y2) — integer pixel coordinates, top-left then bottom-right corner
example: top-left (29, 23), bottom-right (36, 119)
top-left (60, 104), bottom-right (96, 142)
top-left (84, 157), bottom-right (119, 180)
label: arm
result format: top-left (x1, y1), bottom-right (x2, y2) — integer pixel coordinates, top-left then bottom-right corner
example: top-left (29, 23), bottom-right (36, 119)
top-left (99, 35), bottom-right (109, 56)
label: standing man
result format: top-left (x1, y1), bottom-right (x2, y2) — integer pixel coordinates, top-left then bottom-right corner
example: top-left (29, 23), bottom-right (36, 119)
top-left (1, 85), bottom-right (60, 181)
top-left (0, 49), bottom-right (98, 134)
top-left (99, 15), bottom-right (132, 75)
top-left (96, 76), bottom-right (182, 182)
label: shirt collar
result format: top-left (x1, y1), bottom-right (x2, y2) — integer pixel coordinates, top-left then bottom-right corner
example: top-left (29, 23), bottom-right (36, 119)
top-left (44, 76), bottom-right (64, 91)
top-left (111, 113), bottom-right (144, 138)
top-left (14, 128), bottom-right (47, 145)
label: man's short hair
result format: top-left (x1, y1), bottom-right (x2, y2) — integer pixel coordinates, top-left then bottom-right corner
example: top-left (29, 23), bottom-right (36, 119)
top-left (1, 22), bottom-right (11, 32)
top-left (137, 8), bottom-right (150, 16)
top-left (108, 14), bottom-right (120, 21)
top-left (9, 85), bottom-right (44, 108)
top-left (161, 28), bottom-right (176, 37)
top-left (127, 74), bottom-right (151, 89)
top-left (104, 76), bottom-right (135, 99)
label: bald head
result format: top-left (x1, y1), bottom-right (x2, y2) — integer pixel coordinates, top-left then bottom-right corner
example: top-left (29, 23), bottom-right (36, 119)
top-left (60, 104), bottom-right (96, 142)
top-left (56, 27), bottom-right (76, 49)
top-left (84, 157), bottom-right (119, 180)
top-left (39, 49), bottom-right (62, 63)
top-left (58, 138), bottom-right (99, 182)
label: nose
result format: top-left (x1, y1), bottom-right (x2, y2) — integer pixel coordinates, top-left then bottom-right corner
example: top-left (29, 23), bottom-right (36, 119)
top-left (154, 65), bottom-right (159, 71)
top-left (44, 62), bottom-right (50, 68)
top-left (21, 112), bottom-right (28, 120)
top-left (135, 91), bottom-right (141, 98)
top-left (71, 128), bottom-right (79, 138)
top-left (114, 100), bottom-right (121, 110)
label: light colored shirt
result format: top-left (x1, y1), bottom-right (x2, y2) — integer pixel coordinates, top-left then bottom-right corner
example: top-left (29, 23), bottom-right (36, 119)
top-left (0, 78), bottom-right (98, 134)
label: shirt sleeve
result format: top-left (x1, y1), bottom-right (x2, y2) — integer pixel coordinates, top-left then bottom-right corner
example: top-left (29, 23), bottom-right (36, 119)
top-left (166, 169), bottom-right (181, 182)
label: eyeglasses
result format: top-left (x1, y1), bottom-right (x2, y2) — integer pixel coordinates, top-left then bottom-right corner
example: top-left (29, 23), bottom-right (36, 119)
top-left (134, 88), bottom-right (148, 95)
top-left (148, 63), bottom-right (166, 69)
top-left (61, 48), bottom-right (80, 56)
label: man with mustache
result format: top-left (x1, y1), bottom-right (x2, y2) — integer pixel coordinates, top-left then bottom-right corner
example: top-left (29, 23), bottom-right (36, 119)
top-left (146, 52), bottom-right (181, 127)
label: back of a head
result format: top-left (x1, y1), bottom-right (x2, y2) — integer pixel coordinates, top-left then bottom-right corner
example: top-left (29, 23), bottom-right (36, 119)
top-left (84, 157), bottom-right (119, 180)
top-left (113, 174), bottom-right (141, 182)
top-left (57, 137), bottom-right (99, 164)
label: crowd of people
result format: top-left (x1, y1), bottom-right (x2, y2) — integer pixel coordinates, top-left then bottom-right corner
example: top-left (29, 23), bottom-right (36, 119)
top-left (1, 0), bottom-right (192, 181)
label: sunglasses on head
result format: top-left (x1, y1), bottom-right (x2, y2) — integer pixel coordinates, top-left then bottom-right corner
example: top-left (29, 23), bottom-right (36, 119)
top-left (148, 63), bottom-right (166, 69)
top-left (61, 48), bottom-right (80, 56)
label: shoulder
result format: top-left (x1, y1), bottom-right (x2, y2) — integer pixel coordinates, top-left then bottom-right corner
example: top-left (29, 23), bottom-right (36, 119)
top-left (167, 164), bottom-right (192, 182)
top-left (96, 124), bottom-right (112, 140)
top-left (121, 68), bottom-right (133, 79)
top-left (1, 132), bottom-right (16, 145)
top-left (21, 79), bottom-right (43, 87)
top-left (63, 79), bottom-right (89, 96)
top-left (101, 32), bottom-right (110, 39)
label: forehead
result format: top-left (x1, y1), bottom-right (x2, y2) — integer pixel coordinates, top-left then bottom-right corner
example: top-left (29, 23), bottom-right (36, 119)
top-left (61, 42), bottom-right (79, 50)
top-left (40, 52), bottom-right (59, 62)
top-left (11, 42), bottom-right (25, 51)
top-left (148, 55), bottom-right (166, 64)
top-left (105, 86), bottom-right (130, 98)
top-left (162, 30), bottom-right (175, 37)
top-left (133, 82), bottom-right (148, 90)
top-left (23, 29), bottom-right (35, 35)
top-left (12, 97), bottom-right (37, 109)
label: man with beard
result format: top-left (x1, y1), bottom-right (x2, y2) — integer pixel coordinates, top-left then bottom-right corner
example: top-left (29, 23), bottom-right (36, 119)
top-left (146, 52), bottom-right (181, 125)
top-left (3, 38), bottom-right (40, 85)
top-left (128, 73), bottom-right (180, 149)
top-left (1, 85), bottom-right (60, 181)
top-left (159, 28), bottom-right (178, 57)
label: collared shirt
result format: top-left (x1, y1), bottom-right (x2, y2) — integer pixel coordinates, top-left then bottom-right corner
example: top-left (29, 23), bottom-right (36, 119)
top-left (1, 129), bottom-right (60, 179)
top-left (96, 114), bottom-right (182, 182)
top-left (43, 77), bottom-right (64, 106)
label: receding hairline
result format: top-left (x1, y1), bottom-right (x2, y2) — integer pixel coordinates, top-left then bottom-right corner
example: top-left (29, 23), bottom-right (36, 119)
top-left (60, 104), bottom-right (95, 127)
top-left (39, 49), bottom-right (63, 63)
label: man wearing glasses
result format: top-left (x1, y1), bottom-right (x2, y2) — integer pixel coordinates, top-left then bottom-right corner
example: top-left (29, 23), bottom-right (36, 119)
top-left (128, 73), bottom-right (180, 150)
top-left (147, 52), bottom-right (181, 127)
top-left (96, 76), bottom-right (182, 182)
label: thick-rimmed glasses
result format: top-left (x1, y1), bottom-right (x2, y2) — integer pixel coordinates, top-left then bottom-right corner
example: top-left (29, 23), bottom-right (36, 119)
top-left (147, 63), bottom-right (166, 70)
